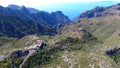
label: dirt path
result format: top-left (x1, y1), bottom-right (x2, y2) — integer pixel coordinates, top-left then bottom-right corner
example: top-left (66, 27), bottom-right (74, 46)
top-left (20, 50), bottom-right (36, 68)
top-left (19, 39), bottom-right (44, 68)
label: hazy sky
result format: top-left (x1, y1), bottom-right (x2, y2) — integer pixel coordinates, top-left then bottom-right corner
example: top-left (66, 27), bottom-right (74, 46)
top-left (0, 0), bottom-right (120, 7)
top-left (0, 0), bottom-right (120, 19)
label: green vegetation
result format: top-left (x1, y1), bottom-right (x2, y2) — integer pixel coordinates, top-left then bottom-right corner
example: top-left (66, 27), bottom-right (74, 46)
top-left (74, 17), bottom-right (120, 67)
top-left (10, 50), bottom-right (29, 68)
top-left (55, 34), bottom-right (99, 51)
top-left (0, 35), bottom-right (38, 54)
top-left (107, 49), bottom-right (120, 64)
top-left (22, 46), bottom-right (58, 68)
top-left (0, 60), bottom-right (12, 68)
top-left (0, 15), bottom-right (120, 68)
top-left (0, 37), bottom-right (16, 46)
top-left (79, 16), bottom-right (120, 40)
top-left (112, 51), bottom-right (120, 64)
top-left (21, 31), bottom-right (100, 68)
top-left (0, 14), bottom-right (56, 38)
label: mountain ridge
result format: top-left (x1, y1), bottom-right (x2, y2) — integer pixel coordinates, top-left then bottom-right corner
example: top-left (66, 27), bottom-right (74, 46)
top-left (0, 5), bottom-right (72, 38)
top-left (8, 4), bottom-right (39, 13)
top-left (79, 3), bottom-right (120, 18)
top-left (1, 5), bottom-right (72, 26)
top-left (0, 3), bottom-right (120, 68)
top-left (0, 14), bottom-right (56, 38)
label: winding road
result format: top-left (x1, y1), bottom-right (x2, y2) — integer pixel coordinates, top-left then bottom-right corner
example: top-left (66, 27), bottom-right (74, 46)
top-left (20, 50), bottom-right (36, 68)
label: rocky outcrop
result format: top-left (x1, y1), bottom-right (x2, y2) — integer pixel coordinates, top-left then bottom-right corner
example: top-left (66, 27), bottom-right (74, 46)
top-left (79, 3), bottom-right (120, 18)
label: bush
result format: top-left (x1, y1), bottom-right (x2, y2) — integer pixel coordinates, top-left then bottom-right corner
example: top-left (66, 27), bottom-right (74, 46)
top-left (0, 60), bottom-right (12, 68)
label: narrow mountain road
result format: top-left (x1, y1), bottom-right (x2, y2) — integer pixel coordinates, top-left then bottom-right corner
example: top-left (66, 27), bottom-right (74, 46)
top-left (20, 50), bottom-right (36, 68)
top-left (19, 39), bottom-right (45, 68)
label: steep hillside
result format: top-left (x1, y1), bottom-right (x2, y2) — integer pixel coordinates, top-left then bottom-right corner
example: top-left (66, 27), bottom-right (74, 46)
top-left (51, 11), bottom-right (71, 24)
top-left (0, 21), bottom-right (100, 68)
top-left (0, 3), bottom-right (120, 68)
top-left (0, 14), bottom-right (56, 38)
top-left (0, 16), bottom-right (119, 68)
top-left (32, 11), bottom-right (71, 26)
top-left (74, 14), bottom-right (120, 67)
top-left (8, 4), bottom-right (39, 13)
top-left (15, 19), bottom-right (104, 68)
top-left (76, 16), bottom-right (120, 40)
top-left (39, 15), bottom-right (120, 68)
top-left (19, 14), bottom-right (120, 68)
top-left (0, 5), bottom-right (71, 38)
top-left (1, 22), bottom-right (118, 68)
top-left (3, 5), bottom-right (71, 26)
top-left (79, 3), bottom-right (120, 18)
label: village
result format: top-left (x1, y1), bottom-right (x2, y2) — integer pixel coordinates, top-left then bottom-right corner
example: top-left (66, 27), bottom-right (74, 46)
top-left (24, 40), bottom-right (46, 50)
top-left (19, 39), bottom-right (46, 68)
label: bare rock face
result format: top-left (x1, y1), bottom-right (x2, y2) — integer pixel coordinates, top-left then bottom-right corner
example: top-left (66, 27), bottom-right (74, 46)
top-left (79, 4), bottom-right (120, 18)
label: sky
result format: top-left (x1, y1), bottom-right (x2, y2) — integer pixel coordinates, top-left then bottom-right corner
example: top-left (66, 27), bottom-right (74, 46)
top-left (0, 0), bottom-right (120, 19)
top-left (0, 0), bottom-right (120, 7)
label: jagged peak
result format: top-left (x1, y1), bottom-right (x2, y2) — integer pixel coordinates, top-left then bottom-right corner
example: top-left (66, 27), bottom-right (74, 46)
top-left (19, 5), bottom-right (29, 13)
top-left (19, 5), bottom-right (26, 10)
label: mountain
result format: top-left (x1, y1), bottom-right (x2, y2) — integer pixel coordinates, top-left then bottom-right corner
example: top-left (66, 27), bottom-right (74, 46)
top-left (37, 3), bottom-right (120, 68)
top-left (37, 1), bottom-right (119, 19)
top-left (79, 3), bottom-right (120, 18)
top-left (1, 20), bottom-right (99, 68)
top-left (0, 5), bottom-right (71, 38)
top-left (5, 5), bottom-right (72, 26)
top-left (8, 4), bottom-right (39, 13)
top-left (51, 11), bottom-right (71, 24)
top-left (1, 16), bottom-right (119, 68)
top-left (7, 4), bottom-right (19, 10)
top-left (32, 11), bottom-right (71, 26)
top-left (21, 16), bottom-right (120, 68)
top-left (19, 5), bottom-right (30, 13)
top-left (0, 14), bottom-right (56, 38)
top-left (1, 3), bottom-right (120, 68)
top-left (73, 3), bottom-right (120, 67)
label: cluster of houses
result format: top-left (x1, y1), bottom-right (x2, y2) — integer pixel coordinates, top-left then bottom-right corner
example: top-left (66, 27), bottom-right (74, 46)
top-left (24, 40), bottom-right (46, 50)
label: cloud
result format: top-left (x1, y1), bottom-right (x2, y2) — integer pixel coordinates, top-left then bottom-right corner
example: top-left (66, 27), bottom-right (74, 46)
top-left (0, 0), bottom-right (120, 7)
